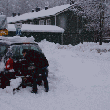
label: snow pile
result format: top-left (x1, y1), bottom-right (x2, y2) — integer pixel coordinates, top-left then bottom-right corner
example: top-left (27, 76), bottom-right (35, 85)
top-left (10, 77), bottom-right (22, 89)
top-left (55, 42), bottom-right (110, 53)
top-left (39, 40), bottom-right (110, 54)
top-left (3, 77), bottom-right (22, 94)
top-left (38, 39), bottom-right (59, 54)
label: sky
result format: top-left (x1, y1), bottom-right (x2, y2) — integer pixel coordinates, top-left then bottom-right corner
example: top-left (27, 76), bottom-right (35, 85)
top-left (0, 36), bottom-right (110, 110)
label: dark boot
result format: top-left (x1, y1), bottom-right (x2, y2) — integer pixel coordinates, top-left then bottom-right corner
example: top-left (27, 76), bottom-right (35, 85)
top-left (44, 80), bottom-right (49, 92)
top-left (31, 90), bottom-right (37, 94)
top-left (43, 75), bottom-right (49, 92)
top-left (32, 78), bottom-right (38, 93)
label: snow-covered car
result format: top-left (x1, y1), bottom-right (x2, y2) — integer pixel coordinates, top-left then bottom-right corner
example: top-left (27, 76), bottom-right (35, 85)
top-left (0, 36), bottom-right (48, 88)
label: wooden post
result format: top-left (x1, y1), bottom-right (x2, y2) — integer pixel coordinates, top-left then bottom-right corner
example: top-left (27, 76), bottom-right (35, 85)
top-left (99, 11), bottom-right (102, 45)
top-left (99, 1), bottom-right (104, 45)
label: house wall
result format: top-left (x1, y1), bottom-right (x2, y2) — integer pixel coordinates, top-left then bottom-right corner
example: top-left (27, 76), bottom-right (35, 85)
top-left (56, 10), bottom-right (82, 33)
top-left (56, 12), bottom-right (67, 30)
top-left (55, 10), bottom-right (83, 45)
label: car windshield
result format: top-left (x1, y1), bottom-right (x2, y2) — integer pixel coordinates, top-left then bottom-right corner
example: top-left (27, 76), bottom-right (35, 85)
top-left (5, 43), bottom-right (42, 60)
top-left (11, 44), bottom-right (42, 57)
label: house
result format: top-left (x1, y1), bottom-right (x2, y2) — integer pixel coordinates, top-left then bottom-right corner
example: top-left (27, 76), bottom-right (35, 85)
top-left (8, 3), bottom-right (85, 45)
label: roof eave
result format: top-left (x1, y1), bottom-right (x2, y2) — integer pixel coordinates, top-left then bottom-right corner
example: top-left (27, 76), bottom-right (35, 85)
top-left (55, 5), bottom-right (73, 16)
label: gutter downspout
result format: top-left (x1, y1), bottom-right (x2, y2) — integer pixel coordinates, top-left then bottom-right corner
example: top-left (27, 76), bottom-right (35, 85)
top-left (55, 15), bottom-right (56, 26)
top-left (61, 32), bottom-right (64, 45)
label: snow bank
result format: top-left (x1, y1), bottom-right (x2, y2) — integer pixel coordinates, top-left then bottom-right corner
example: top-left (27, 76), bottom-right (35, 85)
top-left (39, 40), bottom-right (110, 54)
top-left (38, 40), bottom-right (110, 62)
top-left (55, 42), bottom-right (110, 52)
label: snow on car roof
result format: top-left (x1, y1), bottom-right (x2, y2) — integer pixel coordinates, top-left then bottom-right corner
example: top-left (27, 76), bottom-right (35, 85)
top-left (8, 24), bottom-right (64, 33)
top-left (0, 36), bottom-right (35, 44)
top-left (7, 4), bottom-right (71, 23)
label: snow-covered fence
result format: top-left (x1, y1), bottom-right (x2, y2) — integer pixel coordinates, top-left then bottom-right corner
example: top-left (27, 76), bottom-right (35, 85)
top-left (63, 32), bottom-right (94, 45)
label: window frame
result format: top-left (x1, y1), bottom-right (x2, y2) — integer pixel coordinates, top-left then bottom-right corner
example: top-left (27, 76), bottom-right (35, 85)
top-left (39, 20), bottom-right (45, 25)
top-left (46, 19), bottom-right (51, 25)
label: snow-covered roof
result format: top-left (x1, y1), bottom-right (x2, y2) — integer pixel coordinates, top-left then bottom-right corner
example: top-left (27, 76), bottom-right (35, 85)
top-left (7, 4), bottom-right (72, 23)
top-left (8, 24), bottom-right (64, 33)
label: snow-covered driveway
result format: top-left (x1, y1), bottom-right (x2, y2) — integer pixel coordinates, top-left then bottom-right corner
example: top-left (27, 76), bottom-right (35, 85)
top-left (0, 40), bottom-right (110, 110)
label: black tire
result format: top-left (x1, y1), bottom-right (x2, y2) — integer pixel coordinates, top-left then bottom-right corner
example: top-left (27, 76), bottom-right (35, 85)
top-left (1, 72), bottom-right (10, 88)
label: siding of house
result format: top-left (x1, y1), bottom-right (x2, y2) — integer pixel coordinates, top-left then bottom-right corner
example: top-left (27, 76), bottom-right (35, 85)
top-left (56, 10), bottom-right (83, 34)
top-left (56, 11), bottom-right (67, 30)
top-left (55, 10), bottom-right (85, 45)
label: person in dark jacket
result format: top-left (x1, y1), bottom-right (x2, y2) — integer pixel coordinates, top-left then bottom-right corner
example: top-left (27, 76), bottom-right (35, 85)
top-left (22, 49), bottom-right (49, 93)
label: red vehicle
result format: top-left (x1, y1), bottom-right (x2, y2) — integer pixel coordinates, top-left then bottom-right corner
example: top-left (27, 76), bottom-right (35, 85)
top-left (0, 40), bottom-right (48, 89)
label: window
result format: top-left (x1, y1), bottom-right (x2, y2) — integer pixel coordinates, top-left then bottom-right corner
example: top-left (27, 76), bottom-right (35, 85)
top-left (0, 45), bottom-right (6, 55)
top-left (39, 20), bottom-right (44, 25)
top-left (11, 44), bottom-right (42, 56)
top-left (30, 22), bottom-right (33, 24)
top-left (46, 19), bottom-right (51, 25)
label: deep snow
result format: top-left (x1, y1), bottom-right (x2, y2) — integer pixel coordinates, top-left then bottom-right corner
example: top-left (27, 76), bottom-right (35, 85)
top-left (0, 38), bottom-right (110, 110)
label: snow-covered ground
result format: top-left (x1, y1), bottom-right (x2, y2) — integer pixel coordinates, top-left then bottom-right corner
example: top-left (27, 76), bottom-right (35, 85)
top-left (0, 38), bottom-right (110, 110)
